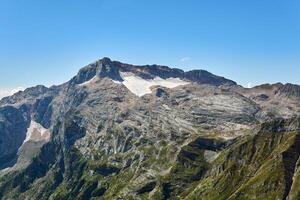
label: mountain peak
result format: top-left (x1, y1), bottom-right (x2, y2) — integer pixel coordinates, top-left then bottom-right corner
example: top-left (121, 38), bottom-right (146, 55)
top-left (71, 58), bottom-right (237, 87)
top-left (185, 69), bottom-right (236, 86)
top-left (100, 57), bottom-right (112, 63)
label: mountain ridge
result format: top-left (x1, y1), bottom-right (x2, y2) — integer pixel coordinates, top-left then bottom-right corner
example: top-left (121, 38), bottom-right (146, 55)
top-left (2, 57), bottom-right (300, 104)
top-left (71, 57), bottom-right (237, 87)
top-left (0, 57), bottom-right (299, 200)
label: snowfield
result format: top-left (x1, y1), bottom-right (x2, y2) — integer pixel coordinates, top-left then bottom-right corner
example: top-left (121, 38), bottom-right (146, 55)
top-left (24, 121), bottom-right (51, 143)
top-left (79, 76), bottom-right (99, 86)
top-left (119, 72), bottom-right (189, 96)
top-left (79, 72), bottom-right (190, 97)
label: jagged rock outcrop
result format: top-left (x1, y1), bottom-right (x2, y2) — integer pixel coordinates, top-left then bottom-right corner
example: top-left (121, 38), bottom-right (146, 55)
top-left (0, 85), bottom-right (50, 106)
top-left (275, 83), bottom-right (300, 101)
top-left (0, 106), bottom-right (28, 169)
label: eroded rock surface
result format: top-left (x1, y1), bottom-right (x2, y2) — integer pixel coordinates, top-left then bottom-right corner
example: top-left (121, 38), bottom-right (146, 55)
top-left (0, 58), bottom-right (299, 200)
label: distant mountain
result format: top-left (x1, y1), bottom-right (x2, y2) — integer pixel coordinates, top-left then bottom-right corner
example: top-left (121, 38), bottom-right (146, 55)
top-left (0, 58), bottom-right (299, 200)
top-left (71, 57), bottom-right (237, 86)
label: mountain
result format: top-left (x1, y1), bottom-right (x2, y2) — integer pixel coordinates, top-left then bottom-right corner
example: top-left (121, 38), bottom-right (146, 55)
top-left (0, 58), bottom-right (299, 200)
top-left (70, 57), bottom-right (237, 86)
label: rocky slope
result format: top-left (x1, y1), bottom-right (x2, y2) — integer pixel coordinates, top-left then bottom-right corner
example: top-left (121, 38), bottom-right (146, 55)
top-left (0, 58), bottom-right (299, 200)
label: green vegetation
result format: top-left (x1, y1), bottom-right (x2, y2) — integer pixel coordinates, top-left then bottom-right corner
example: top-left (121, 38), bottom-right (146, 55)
top-left (1, 119), bottom-right (300, 200)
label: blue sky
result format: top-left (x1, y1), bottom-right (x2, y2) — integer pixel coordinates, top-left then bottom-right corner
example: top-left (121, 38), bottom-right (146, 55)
top-left (0, 0), bottom-right (300, 97)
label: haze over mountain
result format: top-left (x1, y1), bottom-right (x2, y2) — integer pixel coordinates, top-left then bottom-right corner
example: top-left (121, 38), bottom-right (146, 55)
top-left (0, 57), bottom-right (299, 200)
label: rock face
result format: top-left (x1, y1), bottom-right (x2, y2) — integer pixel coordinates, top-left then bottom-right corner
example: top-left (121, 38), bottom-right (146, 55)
top-left (0, 85), bottom-right (50, 106)
top-left (275, 83), bottom-right (300, 101)
top-left (0, 57), bottom-right (299, 200)
top-left (0, 106), bottom-right (28, 169)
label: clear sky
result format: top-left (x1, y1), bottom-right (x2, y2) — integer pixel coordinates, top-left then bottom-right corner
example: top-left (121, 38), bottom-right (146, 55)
top-left (0, 0), bottom-right (300, 97)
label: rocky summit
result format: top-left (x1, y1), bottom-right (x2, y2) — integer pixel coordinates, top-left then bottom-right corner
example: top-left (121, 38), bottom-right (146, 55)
top-left (0, 58), bottom-right (299, 200)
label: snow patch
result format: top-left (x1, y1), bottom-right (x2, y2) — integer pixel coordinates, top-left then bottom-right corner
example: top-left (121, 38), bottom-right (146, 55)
top-left (79, 76), bottom-right (99, 86)
top-left (119, 72), bottom-right (189, 97)
top-left (24, 121), bottom-right (51, 143)
top-left (112, 80), bottom-right (122, 84)
top-left (77, 72), bottom-right (189, 97)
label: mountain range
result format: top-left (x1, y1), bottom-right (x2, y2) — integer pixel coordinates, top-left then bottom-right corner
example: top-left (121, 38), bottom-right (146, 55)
top-left (0, 57), bottom-right (299, 200)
